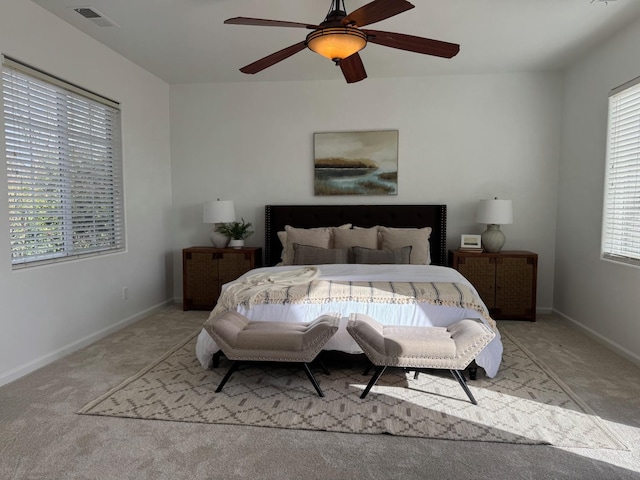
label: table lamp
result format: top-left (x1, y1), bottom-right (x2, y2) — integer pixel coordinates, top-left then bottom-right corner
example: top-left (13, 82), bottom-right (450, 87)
top-left (477, 198), bottom-right (513, 253)
top-left (203, 200), bottom-right (235, 248)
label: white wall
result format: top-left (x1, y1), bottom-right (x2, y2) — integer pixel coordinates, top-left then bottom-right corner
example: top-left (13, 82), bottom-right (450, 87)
top-left (0, 0), bottom-right (173, 385)
top-left (170, 73), bottom-right (563, 310)
top-left (555, 16), bottom-right (640, 362)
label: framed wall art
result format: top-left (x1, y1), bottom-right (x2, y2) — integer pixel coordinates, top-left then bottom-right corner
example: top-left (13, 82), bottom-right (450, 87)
top-left (314, 130), bottom-right (398, 196)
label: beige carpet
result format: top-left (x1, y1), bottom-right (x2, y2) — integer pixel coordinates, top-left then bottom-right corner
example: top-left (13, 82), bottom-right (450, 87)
top-left (78, 330), bottom-right (626, 449)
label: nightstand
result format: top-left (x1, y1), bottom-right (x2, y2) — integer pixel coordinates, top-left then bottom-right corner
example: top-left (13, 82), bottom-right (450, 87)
top-left (449, 250), bottom-right (538, 321)
top-left (182, 246), bottom-right (262, 311)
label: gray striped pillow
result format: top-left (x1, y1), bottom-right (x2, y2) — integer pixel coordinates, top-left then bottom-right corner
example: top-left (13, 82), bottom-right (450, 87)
top-left (353, 246), bottom-right (412, 265)
top-left (292, 244), bottom-right (350, 265)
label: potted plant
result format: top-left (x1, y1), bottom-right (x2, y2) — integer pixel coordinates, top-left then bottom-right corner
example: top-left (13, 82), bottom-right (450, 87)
top-left (215, 218), bottom-right (254, 248)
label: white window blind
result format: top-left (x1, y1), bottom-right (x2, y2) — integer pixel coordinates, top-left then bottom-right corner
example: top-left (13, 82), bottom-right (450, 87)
top-left (2, 56), bottom-right (125, 268)
top-left (602, 76), bottom-right (640, 267)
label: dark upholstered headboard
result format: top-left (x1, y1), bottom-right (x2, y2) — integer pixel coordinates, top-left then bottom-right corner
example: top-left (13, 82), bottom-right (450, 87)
top-left (264, 204), bottom-right (447, 267)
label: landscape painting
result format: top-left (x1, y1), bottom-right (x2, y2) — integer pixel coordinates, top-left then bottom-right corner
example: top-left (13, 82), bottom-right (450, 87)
top-left (314, 130), bottom-right (398, 196)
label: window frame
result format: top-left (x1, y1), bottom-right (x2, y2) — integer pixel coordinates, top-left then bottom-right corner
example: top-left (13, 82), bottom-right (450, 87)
top-left (601, 75), bottom-right (640, 268)
top-left (2, 56), bottom-right (125, 269)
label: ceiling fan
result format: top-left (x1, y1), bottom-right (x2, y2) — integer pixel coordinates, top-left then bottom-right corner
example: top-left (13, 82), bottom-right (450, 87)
top-left (224, 0), bottom-right (460, 84)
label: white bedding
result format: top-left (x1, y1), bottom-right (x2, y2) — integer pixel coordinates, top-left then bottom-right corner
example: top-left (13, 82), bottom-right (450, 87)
top-left (195, 264), bottom-right (503, 377)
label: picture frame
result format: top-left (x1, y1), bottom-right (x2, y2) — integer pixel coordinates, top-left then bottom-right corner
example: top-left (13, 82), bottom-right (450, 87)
top-left (460, 234), bottom-right (482, 250)
top-left (313, 130), bottom-right (398, 196)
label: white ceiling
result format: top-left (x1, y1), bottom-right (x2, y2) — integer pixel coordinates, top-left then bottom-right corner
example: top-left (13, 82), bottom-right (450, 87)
top-left (30, 0), bottom-right (640, 84)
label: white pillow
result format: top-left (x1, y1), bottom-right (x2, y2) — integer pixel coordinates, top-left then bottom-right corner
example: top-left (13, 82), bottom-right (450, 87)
top-left (378, 226), bottom-right (432, 265)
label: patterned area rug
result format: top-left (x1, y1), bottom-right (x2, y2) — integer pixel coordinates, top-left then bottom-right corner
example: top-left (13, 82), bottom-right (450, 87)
top-left (78, 330), bottom-right (626, 449)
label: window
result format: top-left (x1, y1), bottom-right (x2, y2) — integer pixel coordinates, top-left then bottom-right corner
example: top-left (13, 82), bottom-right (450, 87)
top-left (602, 76), bottom-right (640, 267)
top-left (2, 56), bottom-right (124, 268)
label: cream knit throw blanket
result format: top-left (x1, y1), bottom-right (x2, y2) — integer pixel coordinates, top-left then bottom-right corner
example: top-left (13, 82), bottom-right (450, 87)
top-left (212, 267), bottom-right (320, 315)
top-left (210, 268), bottom-right (495, 330)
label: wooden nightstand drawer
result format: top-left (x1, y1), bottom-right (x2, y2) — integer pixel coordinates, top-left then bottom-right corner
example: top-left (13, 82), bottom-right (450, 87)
top-left (182, 246), bottom-right (262, 311)
top-left (449, 250), bottom-right (537, 321)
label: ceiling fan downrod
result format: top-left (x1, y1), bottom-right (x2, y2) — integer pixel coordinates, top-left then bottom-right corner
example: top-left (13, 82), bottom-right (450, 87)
top-left (324, 0), bottom-right (348, 24)
top-left (306, 0), bottom-right (367, 64)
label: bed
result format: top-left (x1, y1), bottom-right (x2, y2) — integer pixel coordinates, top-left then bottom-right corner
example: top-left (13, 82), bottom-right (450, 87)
top-left (195, 204), bottom-right (503, 378)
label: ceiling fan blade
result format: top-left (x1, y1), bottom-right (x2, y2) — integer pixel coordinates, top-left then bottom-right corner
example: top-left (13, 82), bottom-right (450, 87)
top-left (225, 17), bottom-right (319, 29)
top-left (340, 53), bottom-right (367, 84)
top-left (364, 29), bottom-right (460, 58)
top-left (239, 42), bottom-right (307, 75)
top-left (342, 0), bottom-right (414, 28)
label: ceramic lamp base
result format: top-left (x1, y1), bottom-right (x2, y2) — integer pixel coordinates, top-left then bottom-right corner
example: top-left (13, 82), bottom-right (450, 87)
top-left (481, 224), bottom-right (505, 253)
top-left (210, 226), bottom-right (230, 248)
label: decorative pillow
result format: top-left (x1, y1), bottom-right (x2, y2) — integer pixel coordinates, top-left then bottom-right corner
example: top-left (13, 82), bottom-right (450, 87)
top-left (333, 227), bottom-right (379, 249)
top-left (293, 244), bottom-right (350, 265)
top-left (276, 230), bottom-right (288, 264)
top-left (353, 246), bottom-right (412, 265)
top-left (278, 224), bottom-right (352, 265)
top-left (277, 228), bottom-right (326, 265)
top-left (281, 226), bottom-right (331, 265)
top-left (378, 226), bottom-right (432, 265)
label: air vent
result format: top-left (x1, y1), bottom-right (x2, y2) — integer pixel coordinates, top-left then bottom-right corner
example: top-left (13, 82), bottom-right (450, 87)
top-left (72, 7), bottom-right (118, 27)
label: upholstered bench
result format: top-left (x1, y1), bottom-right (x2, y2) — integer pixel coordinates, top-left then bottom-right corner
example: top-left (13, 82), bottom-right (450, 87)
top-left (207, 311), bottom-right (340, 397)
top-left (346, 313), bottom-right (496, 404)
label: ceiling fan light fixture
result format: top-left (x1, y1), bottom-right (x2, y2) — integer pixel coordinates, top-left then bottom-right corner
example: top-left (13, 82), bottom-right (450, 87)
top-left (306, 27), bottom-right (367, 63)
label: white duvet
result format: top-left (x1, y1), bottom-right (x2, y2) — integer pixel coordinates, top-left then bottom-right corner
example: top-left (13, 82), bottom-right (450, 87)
top-left (195, 264), bottom-right (503, 377)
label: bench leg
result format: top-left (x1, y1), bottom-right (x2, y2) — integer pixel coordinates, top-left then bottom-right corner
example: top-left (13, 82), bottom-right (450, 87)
top-left (360, 365), bottom-right (387, 399)
top-left (302, 363), bottom-right (325, 397)
top-left (450, 369), bottom-right (478, 405)
top-left (315, 357), bottom-right (331, 376)
top-left (468, 360), bottom-right (478, 380)
top-left (363, 361), bottom-right (374, 376)
top-left (215, 360), bottom-right (240, 393)
top-left (211, 350), bottom-right (223, 368)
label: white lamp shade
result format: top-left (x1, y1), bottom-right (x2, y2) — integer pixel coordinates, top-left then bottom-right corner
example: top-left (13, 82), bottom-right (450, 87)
top-left (203, 200), bottom-right (235, 224)
top-left (477, 199), bottom-right (513, 225)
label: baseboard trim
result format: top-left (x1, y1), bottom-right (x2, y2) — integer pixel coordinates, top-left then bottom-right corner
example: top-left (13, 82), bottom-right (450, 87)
top-left (552, 308), bottom-right (640, 367)
top-left (0, 300), bottom-right (174, 388)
